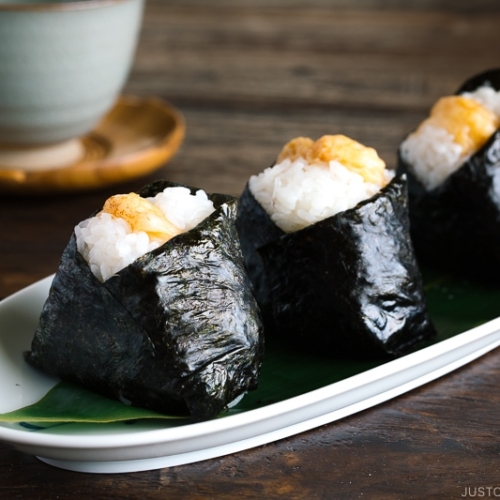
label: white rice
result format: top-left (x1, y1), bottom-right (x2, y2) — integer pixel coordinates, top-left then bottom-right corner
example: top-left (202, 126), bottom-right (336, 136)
top-left (75, 187), bottom-right (215, 282)
top-left (463, 85), bottom-right (500, 116)
top-left (400, 84), bottom-right (500, 191)
top-left (249, 157), bottom-right (394, 233)
top-left (400, 123), bottom-right (463, 191)
top-left (146, 187), bottom-right (215, 232)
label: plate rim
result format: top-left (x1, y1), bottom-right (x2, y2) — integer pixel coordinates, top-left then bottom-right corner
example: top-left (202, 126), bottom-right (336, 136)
top-left (1, 275), bottom-right (500, 472)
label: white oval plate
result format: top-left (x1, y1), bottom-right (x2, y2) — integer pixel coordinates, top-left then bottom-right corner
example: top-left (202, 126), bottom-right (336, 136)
top-left (1, 275), bottom-right (500, 474)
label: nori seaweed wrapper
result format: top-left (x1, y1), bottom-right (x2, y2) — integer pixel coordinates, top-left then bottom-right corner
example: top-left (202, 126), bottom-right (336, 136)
top-left (397, 68), bottom-right (500, 283)
top-left (25, 180), bottom-right (264, 422)
top-left (236, 174), bottom-right (436, 359)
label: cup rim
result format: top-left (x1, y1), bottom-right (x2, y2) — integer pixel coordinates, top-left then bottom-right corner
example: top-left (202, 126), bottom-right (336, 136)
top-left (0, 0), bottom-right (133, 12)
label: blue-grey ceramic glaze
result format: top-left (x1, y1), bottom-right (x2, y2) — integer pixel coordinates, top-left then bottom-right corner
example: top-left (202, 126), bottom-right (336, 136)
top-left (0, 0), bottom-right (144, 146)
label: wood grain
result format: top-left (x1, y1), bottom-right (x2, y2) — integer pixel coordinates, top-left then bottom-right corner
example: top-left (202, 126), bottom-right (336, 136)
top-left (0, 97), bottom-right (185, 195)
top-left (1, 0), bottom-right (500, 498)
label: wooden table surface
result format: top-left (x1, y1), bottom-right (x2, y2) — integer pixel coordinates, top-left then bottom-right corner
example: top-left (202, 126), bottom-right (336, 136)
top-left (2, 1), bottom-right (500, 498)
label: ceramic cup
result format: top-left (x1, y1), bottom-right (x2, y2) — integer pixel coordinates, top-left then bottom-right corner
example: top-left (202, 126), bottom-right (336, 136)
top-left (0, 0), bottom-right (145, 170)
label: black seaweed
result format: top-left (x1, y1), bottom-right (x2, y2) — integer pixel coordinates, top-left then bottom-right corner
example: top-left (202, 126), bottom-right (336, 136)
top-left (397, 68), bottom-right (500, 283)
top-left (25, 180), bottom-right (264, 422)
top-left (236, 175), bottom-right (436, 359)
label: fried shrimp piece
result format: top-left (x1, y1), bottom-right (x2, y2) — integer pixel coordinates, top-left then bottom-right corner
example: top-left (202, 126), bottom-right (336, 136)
top-left (422, 95), bottom-right (500, 157)
top-left (102, 192), bottom-right (182, 243)
top-left (311, 135), bottom-right (386, 185)
top-left (277, 137), bottom-right (315, 163)
top-left (277, 134), bottom-right (387, 186)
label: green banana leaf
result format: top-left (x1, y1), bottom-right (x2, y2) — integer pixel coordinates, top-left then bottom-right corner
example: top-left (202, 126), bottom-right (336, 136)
top-left (0, 381), bottom-right (184, 428)
top-left (1, 268), bottom-right (499, 427)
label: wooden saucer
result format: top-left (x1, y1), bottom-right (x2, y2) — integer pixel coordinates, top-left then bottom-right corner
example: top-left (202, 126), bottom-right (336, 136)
top-left (0, 96), bottom-right (185, 195)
